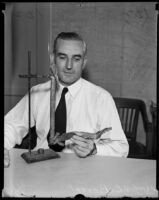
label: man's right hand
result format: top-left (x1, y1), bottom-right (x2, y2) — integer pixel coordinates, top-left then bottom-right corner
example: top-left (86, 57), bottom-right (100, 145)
top-left (4, 148), bottom-right (10, 168)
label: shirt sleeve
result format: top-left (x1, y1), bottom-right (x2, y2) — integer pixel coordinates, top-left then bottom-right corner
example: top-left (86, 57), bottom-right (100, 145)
top-left (4, 88), bottom-right (36, 150)
top-left (95, 92), bottom-right (129, 157)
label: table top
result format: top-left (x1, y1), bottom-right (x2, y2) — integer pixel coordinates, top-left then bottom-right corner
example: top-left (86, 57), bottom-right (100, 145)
top-left (3, 148), bottom-right (158, 198)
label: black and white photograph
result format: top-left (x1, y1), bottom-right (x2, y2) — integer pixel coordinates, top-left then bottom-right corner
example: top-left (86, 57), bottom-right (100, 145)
top-left (2, 2), bottom-right (158, 198)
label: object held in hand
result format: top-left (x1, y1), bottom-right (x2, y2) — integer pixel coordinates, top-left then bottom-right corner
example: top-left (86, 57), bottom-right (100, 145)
top-left (52, 127), bottom-right (112, 144)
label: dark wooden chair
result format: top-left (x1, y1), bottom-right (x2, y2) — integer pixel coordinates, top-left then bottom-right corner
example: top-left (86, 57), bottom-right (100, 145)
top-left (113, 97), bottom-right (153, 159)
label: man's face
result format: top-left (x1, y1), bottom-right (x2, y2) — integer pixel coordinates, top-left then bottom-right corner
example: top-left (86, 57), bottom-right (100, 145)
top-left (54, 39), bottom-right (87, 86)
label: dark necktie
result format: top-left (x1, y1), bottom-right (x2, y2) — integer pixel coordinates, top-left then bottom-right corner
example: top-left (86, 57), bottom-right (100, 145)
top-left (48, 87), bottom-right (68, 151)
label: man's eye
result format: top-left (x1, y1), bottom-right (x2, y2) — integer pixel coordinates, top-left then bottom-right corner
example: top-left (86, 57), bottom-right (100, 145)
top-left (59, 56), bottom-right (66, 60)
top-left (74, 57), bottom-right (81, 61)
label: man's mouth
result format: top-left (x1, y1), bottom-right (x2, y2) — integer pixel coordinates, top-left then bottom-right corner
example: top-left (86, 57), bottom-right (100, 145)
top-left (63, 71), bottom-right (74, 75)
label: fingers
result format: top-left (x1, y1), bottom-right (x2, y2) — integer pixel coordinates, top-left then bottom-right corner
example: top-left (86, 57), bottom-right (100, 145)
top-left (71, 134), bottom-right (95, 158)
top-left (57, 141), bottom-right (65, 146)
top-left (71, 135), bottom-right (90, 148)
top-left (54, 132), bottom-right (60, 140)
top-left (51, 132), bottom-right (65, 146)
top-left (72, 134), bottom-right (94, 150)
top-left (4, 148), bottom-right (10, 168)
top-left (73, 145), bottom-right (89, 158)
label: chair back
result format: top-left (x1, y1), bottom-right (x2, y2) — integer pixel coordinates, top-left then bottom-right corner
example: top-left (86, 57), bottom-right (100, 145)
top-left (114, 97), bottom-right (153, 158)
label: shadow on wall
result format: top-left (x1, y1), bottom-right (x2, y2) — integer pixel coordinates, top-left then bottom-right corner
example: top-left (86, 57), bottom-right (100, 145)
top-left (82, 67), bottom-right (89, 80)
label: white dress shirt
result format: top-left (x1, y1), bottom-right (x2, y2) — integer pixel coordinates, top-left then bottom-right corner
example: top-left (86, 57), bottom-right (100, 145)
top-left (5, 78), bottom-right (129, 157)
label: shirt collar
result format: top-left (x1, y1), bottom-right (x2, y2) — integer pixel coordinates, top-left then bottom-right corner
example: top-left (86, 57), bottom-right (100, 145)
top-left (58, 78), bottom-right (82, 98)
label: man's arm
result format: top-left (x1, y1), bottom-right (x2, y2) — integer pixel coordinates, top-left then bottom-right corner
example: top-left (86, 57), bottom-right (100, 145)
top-left (70, 92), bottom-right (129, 158)
top-left (94, 93), bottom-right (129, 157)
top-left (4, 88), bottom-right (36, 166)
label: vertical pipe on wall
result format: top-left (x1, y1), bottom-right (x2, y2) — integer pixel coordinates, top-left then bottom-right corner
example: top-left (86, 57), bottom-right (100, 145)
top-left (4, 3), bottom-right (13, 113)
top-left (120, 4), bottom-right (125, 97)
top-left (49, 3), bottom-right (52, 54)
top-left (155, 2), bottom-right (159, 192)
top-left (35, 3), bottom-right (38, 84)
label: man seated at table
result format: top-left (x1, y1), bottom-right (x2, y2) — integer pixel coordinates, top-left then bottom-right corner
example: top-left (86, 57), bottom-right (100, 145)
top-left (4, 32), bottom-right (129, 167)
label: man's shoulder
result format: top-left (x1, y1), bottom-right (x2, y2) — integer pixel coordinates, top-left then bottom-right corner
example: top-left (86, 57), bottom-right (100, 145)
top-left (81, 78), bottom-right (111, 97)
top-left (31, 80), bottom-right (50, 91)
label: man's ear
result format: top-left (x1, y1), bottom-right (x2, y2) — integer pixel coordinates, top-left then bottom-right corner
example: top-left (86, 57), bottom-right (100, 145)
top-left (49, 53), bottom-right (57, 75)
top-left (82, 58), bottom-right (87, 70)
top-left (50, 53), bottom-right (55, 65)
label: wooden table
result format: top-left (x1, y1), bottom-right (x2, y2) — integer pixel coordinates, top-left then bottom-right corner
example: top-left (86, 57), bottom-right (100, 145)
top-left (3, 148), bottom-right (158, 198)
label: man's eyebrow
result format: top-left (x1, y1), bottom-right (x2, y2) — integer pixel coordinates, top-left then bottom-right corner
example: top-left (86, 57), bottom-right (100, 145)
top-left (73, 54), bottom-right (82, 58)
top-left (57, 52), bottom-right (66, 56)
top-left (57, 53), bottom-right (83, 58)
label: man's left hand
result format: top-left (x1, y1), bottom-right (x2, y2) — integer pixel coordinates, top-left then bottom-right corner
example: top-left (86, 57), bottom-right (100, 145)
top-left (71, 132), bottom-right (97, 158)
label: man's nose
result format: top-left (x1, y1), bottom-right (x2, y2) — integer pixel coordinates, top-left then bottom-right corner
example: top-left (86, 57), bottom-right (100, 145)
top-left (66, 59), bottom-right (73, 70)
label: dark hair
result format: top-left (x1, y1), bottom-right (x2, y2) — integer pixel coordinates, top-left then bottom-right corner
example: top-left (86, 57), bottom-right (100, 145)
top-left (53, 32), bottom-right (87, 56)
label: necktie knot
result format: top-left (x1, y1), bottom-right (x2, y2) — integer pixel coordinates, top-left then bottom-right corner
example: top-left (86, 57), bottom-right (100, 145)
top-left (62, 87), bottom-right (68, 96)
